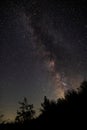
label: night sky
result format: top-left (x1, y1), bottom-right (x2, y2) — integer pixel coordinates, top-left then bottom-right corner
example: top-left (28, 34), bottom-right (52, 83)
top-left (0, 0), bottom-right (87, 121)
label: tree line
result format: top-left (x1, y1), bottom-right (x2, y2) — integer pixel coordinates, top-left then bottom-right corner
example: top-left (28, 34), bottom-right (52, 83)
top-left (0, 81), bottom-right (87, 129)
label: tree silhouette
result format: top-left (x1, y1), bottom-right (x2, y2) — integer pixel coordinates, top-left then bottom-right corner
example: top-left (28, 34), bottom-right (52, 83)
top-left (40, 96), bottom-right (50, 113)
top-left (0, 114), bottom-right (5, 124)
top-left (39, 96), bottom-right (58, 128)
top-left (38, 81), bottom-right (87, 129)
top-left (1, 81), bottom-right (87, 129)
top-left (40, 96), bottom-right (57, 114)
top-left (15, 97), bottom-right (35, 123)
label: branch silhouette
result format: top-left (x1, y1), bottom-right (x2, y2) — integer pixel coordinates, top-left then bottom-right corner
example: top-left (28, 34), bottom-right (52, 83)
top-left (15, 97), bottom-right (35, 123)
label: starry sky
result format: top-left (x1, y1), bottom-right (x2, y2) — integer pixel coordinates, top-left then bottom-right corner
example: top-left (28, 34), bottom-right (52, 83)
top-left (0, 0), bottom-right (87, 121)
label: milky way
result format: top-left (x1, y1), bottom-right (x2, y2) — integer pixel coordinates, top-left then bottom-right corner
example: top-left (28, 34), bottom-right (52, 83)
top-left (0, 0), bottom-right (87, 120)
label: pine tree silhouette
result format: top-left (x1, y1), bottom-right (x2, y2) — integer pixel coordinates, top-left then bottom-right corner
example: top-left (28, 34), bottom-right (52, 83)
top-left (15, 97), bottom-right (35, 123)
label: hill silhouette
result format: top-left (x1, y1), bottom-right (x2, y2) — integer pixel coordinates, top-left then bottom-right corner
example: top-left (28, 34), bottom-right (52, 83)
top-left (0, 81), bottom-right (87, 129)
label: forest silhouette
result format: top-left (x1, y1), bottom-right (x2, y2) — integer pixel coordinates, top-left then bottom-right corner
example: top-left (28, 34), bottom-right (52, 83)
top-left (0, 81), bottom-right (87, 129)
